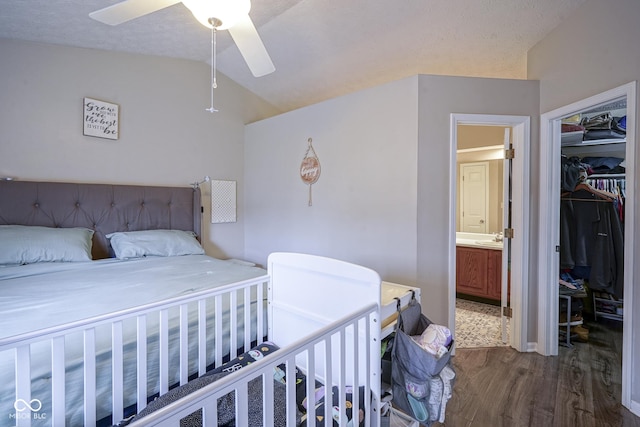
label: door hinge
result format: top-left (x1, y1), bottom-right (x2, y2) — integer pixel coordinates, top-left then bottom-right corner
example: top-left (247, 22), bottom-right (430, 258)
top-left (504, 228), bottom-right (514, 239)
top-left (505, 148), bottom-right (515, 159)
top-left (503, 306), bottom-right (513, 318)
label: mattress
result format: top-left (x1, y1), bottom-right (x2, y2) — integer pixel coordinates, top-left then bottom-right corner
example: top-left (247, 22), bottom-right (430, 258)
top-left (0, 255), bottom-right (267, 427)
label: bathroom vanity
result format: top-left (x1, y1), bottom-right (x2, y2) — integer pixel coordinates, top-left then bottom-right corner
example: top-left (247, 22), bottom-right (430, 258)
top-left (455, 233), bottom-right (505, 301)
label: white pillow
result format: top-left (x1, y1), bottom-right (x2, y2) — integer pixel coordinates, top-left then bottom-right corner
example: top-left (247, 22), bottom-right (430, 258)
top-left (106, 229), bottom-right (204, 259)
top-left (0, 225), bottom-right (94, 265)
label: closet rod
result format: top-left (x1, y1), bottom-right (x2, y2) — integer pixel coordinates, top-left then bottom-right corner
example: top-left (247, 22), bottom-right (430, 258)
top-left (561, 197), bottom-right (613, 202)
top-left (588, 173), bottom-right (626, 179)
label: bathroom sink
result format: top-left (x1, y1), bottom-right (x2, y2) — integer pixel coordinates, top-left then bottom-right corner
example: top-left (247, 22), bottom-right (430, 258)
top-left (455, 233), bottom-right (503, 249)
top-left (474, 240), bottom-right (503, 249)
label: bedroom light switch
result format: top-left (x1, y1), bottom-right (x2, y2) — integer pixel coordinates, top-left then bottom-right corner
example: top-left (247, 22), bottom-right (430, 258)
top-left (211, 180), bottom-right (237, 223)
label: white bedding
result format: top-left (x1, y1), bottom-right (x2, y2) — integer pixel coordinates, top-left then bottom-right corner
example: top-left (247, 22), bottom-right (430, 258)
top-left (0, 255), bottom-right (267, 427)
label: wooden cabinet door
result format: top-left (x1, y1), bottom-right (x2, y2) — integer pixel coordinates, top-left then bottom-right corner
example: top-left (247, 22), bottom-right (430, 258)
top-left (456, 246), bottom-right (489, 297)
top-left (486, 249), bottom-right (502, 300)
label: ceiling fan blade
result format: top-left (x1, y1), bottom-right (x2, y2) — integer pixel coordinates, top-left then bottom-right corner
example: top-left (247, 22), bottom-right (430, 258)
top-left (227, 14), bottom-right (275, 78)
top-left (89, 0), bottom-right (181, 25)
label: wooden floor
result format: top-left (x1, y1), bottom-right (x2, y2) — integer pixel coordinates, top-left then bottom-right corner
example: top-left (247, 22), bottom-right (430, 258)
top-left (437, 319), bottom-right (640, 427)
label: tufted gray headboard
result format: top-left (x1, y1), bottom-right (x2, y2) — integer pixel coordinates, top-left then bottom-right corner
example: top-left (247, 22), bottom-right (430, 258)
top-left (0, 181), bottom-right (202, 259)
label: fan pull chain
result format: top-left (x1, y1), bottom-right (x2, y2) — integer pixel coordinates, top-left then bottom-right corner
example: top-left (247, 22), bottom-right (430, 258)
top-left (206, 23), bottom-right (219, 113)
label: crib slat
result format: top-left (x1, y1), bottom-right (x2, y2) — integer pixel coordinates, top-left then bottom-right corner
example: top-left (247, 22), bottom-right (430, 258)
top-left (180, 303), bottom-right (189, 385)
top-left (263, 371), bottom-right (274, 426)
top-left (137, 315), bottom-right (148, 412)
top-left (235, 382), bottom-right (249, 426)
top-left (338, 330), bottom-right (346, 426)
top-left (160, 309), bottom-right (169, 394)
top-left (202, 399), bottom-right (217, 427)
top-left (285, 358), bottom-right (297, 426)
top-left (323, 337), bottom-right (333, 427)
top-left (230, 291), bottom-right (238, 358)
top-left (84, 328), bottom-right (97, 426)
top-left (112, 321), bottom-right (124, 423)
top-left (15, 345), bottom-right (31, 427)
top-left (215, 295), bottom-right (223, 367)
top-left (351, 321), bottom-right (360, 427)
top-left (306, 348), bottom-right (316, 427)
top-left (257, 282), bottom-right (264, 343)
top-left (244, 286), bottom-right (251, 350)
top-left (51, 336), bottom-right (66, 426)
top-left (198, 299), bottom-right (207, 376)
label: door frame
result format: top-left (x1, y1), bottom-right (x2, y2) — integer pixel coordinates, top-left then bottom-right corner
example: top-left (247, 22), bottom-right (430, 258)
top-left (449, 114), bottom-right (530, 352)
top-left (537, 82), bottom-right (636, 411)
top-left (459, 161), bottom-right (490, 234)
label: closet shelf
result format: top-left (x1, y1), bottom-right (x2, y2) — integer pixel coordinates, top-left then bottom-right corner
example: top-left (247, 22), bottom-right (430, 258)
top-left (562, 138), bottom-right (626, 147)
top-left (562, 140), bottom-right (626, 157)
top-left (593, 293), bottom-right (623, 322)
top-left (594, 312), bottom-right (623, 322)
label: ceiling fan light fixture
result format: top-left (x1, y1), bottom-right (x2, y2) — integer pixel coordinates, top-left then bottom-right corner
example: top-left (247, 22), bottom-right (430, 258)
top-left (182, 0), bottom-right (251, 30)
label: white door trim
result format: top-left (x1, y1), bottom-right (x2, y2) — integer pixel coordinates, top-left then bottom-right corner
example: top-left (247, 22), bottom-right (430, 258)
top-left (501, 127), bottom-right (511, 343)
top-left (449, 114), bottom-right (530, 352)
top-left (538, 82), bottom-right (636, 412)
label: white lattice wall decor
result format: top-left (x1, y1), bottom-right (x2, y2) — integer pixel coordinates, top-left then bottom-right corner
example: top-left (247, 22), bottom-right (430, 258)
top-left (211, 180), bottom-right (237, 223)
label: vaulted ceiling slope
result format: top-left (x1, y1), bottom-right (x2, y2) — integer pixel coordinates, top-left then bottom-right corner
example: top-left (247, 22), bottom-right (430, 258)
top-left (0, 0), bottom-right (586, 112)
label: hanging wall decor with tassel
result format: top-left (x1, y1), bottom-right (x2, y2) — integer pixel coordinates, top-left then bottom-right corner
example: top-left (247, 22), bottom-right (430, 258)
top-left (300, 137), bottom-right (320, 206)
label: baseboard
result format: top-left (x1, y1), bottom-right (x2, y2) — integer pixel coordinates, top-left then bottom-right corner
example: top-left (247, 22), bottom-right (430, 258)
top-left (629, 399), bottom-right (640, 418)
top-left (525, 341), bottom-right (538, 353)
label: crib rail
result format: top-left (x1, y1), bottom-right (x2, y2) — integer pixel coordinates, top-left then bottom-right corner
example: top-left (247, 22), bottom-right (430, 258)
top-left (1, 274), bottom-right (269, 427)
top-left (129, 303), bottom-right (380, 427)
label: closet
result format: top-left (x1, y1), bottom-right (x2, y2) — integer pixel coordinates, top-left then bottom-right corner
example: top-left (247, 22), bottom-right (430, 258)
top-left (558, 100), bottom-right (627, 346)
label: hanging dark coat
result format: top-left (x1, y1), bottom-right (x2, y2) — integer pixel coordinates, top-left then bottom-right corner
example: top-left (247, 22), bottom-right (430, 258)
top-left (559, 189), bottom-right (624, 298)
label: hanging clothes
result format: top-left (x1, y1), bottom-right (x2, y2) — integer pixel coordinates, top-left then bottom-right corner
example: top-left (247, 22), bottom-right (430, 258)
top-left (560, 188), bottom-right (624, 299)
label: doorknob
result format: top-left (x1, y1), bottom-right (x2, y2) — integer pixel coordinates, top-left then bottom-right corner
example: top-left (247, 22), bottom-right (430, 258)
top-left (479, 219), bottom-right (485, 224)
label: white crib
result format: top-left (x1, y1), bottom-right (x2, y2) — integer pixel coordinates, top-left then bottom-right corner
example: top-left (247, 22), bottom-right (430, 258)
top-left (2, 252), bottom-right (386, 427)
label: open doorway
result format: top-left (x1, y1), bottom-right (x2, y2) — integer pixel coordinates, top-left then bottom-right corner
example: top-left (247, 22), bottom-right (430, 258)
top-left (449, 114), bottom-right (530, 352)
top-left (538, 82), bottom-right (636, 411)
top-left (455, 126), bottom-right (509, 348)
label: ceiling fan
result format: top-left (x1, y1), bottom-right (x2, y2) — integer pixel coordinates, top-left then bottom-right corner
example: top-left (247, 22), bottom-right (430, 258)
top-left (89, 0), bottom-right (275, 78)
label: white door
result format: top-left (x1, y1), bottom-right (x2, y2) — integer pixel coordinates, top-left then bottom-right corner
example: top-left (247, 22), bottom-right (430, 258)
top-left (460, 162), bottom-right (489, 233)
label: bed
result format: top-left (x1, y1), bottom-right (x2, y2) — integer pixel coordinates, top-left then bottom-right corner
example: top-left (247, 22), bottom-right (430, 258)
top-left (0, 180), bottom-right (420, 427)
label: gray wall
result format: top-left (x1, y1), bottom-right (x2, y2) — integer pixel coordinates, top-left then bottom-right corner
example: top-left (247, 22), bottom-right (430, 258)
top-left (416, 75), bottom-right (540, 327)
top-left (528, 0), bottom-right (640, 114)
top-left (244, 76), bottom-right (419, 284)
top-left (0, 38), bottom-right (278, 260)
top-left (527, 0), bottom-right (640, 409)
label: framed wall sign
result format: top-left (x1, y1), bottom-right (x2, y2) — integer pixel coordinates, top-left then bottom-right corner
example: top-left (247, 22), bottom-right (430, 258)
top-left (83, 97), bottom-right (119, 140)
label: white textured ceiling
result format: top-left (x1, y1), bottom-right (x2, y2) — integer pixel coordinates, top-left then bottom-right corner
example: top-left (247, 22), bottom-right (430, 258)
top-left (0, 0), bottom-right (586, 112)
